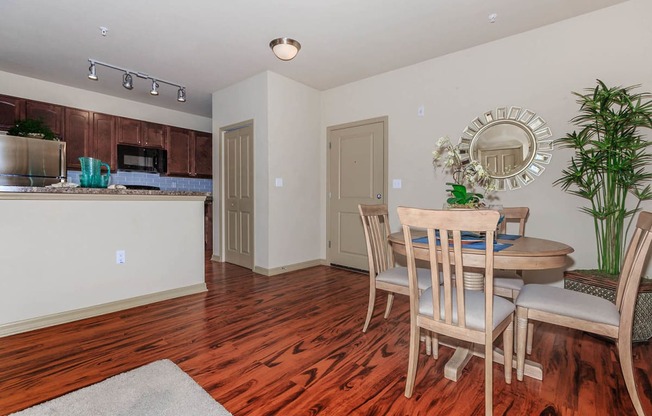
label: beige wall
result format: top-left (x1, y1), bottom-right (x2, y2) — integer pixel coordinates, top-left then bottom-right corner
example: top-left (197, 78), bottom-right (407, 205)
top-left (0, 195), bottom-right (205, 329)
top-left (212, 72), bottom-right (270, 267)
top-left (0, 70), bottom-right (211, 132)
top-left (320, 0), bottom-right (652, 281)
top-left (212, 72), bottom-right (322, 270)
top-left (267, 72), bottom-right (321, 268)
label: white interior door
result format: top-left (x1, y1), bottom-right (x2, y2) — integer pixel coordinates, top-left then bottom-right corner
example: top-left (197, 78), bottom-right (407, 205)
top-left (224, 125), bottom-right (254, 269)
top-left (328, 118), bottom-right (387, 270)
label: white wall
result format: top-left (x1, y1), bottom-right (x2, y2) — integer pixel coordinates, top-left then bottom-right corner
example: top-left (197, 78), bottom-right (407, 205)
top-left (212, 72), bottom-right (322, 270)
top-left (0, 70), bottom-right (211, 132)
top-left (321, 0), bottom-right (652, 281)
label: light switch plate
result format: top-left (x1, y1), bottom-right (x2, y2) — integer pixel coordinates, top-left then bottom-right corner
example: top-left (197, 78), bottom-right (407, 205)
top-left (417, 105), bottom-right (425, 117)
top-left (275, 178), bottom-right (283, 187)
top-left (392, 179), bottom-right (402, 189)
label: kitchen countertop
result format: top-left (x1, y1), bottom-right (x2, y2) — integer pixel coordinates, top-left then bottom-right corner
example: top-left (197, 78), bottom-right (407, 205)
top-left (0, 186), bottom-right (212, 201)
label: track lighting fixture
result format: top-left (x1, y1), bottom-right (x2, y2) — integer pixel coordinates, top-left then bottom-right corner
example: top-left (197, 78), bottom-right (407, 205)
top-left (177, 87), bottom-right (186, 102)
top-left (269, 37), bottom-right (301, 61)
top-left (88, 62), bottom-right (98, 80)
top-left (86, 59), bottom-right (186, 103)
top-left (150, 80), bottom-right (159, 96)
top-left (122, 73), bottom-right (133, 90)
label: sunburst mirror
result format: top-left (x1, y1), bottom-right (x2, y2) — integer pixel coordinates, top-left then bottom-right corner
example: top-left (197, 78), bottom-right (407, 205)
top-left (458, 106), bottom-right (553, 191)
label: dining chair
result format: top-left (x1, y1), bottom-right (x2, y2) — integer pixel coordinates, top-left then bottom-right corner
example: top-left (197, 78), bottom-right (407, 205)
top-left (494, 206), bottom-right (529, 299)
top-left (515, 211), bottom-right (652, 416)
top-left (358, 204), bottom-right (433, 333)
top-left (493, 207), bottom-right (531, 351)
top-left (398, 207), bottom-right (514, 415)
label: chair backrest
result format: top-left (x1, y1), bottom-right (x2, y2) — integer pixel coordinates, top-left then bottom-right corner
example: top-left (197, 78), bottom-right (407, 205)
top-left (397, 207), bottom-right (500, 332)
top-left (359, 204), bottom-right (394, 276)
top-left (615, 211), bottom-right (652, 334)
top-left (499, 207), bottom-right (529, 236)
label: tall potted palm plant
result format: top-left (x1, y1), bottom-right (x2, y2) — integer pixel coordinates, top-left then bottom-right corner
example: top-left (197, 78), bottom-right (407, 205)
top-left (556, 79), bottom-right (652, 341)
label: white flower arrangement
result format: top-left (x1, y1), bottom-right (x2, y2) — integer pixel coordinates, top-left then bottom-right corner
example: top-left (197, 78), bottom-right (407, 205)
top-left (432, 136), bottom-right (496, 192)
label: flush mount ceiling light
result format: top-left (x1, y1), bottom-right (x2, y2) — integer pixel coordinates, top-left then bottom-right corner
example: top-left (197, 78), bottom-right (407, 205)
top-left (269, 37), bottom-right (301, 61)
top-left (86, 59), bottom-right (186, 103)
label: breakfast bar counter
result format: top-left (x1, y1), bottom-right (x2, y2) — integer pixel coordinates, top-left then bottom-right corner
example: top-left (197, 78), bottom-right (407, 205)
top-left (0, 188), bottom-right (208, 337)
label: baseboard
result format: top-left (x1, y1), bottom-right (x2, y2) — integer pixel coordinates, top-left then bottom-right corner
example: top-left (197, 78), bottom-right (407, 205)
top-left (254, 259), bottom-right (329, 276)
top-left (0, 283), bottom-right (207, 338)
top-left (210, 254), bottom-right (221, 262)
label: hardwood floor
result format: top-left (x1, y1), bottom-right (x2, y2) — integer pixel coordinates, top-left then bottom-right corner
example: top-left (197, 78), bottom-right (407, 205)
top-left (1, 258), bottom-right (651, 415)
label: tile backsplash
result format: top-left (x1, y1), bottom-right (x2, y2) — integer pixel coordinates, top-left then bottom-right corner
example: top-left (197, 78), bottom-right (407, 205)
top-left (67, 170), bottom-right (213, 192)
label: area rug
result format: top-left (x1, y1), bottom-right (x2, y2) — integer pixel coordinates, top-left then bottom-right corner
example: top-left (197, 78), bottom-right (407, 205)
top-left (9, 359), bottom-right (232, 416)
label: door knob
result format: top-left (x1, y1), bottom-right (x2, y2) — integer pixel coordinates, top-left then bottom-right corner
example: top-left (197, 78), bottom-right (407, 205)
top-left (376, 194), bottom-right (382, 199)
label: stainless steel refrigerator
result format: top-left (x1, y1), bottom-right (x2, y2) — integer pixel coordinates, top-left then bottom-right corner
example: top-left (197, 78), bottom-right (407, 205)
top-left (0, 133), bottom-right (66, 186)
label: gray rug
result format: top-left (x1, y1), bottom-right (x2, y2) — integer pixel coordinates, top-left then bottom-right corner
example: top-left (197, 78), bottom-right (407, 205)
top-left (10, 359), bottom-right (232, 416)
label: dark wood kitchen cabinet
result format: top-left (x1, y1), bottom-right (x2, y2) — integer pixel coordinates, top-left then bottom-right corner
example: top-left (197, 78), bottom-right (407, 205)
top-left (117, 117), bottom-right (166, 148)
top-left (63, 108), bottom-right (92, 170)
top-left (166, 127), bottom-right (192, 176)
top-left (193, 131), bottom-right (213, 177)
top-left (0, 95), bottom-right (25, 131)
top-left (166, 127), bottom-right (212, 178)
top-left (93, 113), bottom-right (117, 169)
top-left (25, 100), bottom-right (64, 137)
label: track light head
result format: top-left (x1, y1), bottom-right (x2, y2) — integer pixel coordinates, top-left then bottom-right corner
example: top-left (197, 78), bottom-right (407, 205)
top-left (122, 73), bottom-right (133, 90)
top-left (177, 88), bottom-right (186, 102)
top-left (150, 80), bottom-right (159, 96)
top-left (88, 62), bottom-right (98, 80)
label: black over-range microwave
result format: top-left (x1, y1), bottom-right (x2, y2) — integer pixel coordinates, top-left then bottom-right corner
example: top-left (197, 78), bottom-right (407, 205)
top-left (117, 144), bottom-right (167, 174)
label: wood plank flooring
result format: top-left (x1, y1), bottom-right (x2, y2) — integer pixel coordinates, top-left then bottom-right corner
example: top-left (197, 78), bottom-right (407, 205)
top-left (1, 258), bottom-right (651, 415)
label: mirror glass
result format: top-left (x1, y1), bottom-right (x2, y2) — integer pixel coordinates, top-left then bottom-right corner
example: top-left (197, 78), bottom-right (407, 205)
top-left (458, 107), bottom-right (553, 191)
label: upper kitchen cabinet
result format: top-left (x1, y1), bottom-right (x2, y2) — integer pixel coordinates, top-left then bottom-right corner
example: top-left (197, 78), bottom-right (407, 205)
top-left (117, 117), bottom-right (166, 148)
top-left (166, 127), bottom-right (212, 178)
top-left (193, 131), bottom-right (212, 177)
top-left (0, 95), bottom-right (25, 131)
top-left (63, 108), bottom-right (91, 170)
top-left (93, 113), bottom-right (117, 169)
top-left (24, 100), bottom-right (64, 137)
top-left (167, 126), bottom-right (192, 176)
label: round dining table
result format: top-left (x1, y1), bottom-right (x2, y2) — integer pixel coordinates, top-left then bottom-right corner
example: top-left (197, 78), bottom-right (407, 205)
top-left (388, 231), bottom-right (574, 382)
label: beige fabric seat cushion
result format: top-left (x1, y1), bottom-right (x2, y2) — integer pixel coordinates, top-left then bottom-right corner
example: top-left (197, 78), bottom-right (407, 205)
top-left (494, 276), bottom-right (524, 291)
top-left (377, 267), bottom-right (435, 290)
top-left (516, 284), bottom-right (620, 326)
top-left (418, 287), bottom-right (515, 330)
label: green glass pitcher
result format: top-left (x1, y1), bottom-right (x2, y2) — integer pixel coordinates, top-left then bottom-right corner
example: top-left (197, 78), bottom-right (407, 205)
top-left (79, 157), bottom-right (110, 188)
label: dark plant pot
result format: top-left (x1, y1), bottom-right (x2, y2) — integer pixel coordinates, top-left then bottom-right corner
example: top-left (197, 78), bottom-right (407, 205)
top-left (564, 270), bottom-right (652, 342)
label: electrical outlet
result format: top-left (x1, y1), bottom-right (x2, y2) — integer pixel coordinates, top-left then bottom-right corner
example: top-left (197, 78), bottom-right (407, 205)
top-left (116, 250), bottom-right (126, 264)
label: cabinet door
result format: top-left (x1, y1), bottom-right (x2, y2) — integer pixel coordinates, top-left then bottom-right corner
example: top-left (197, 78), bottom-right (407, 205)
top-left (144, 122), bottom-right (166, 148)
top-left (25, 100), bottom-right (64, 136)
top-left (166, 127), bottom-right (192, 176)
top-left (0, 95), bottom-right (25, 131)
top-left (193, 131), bottom-right (213, 177)
top-left (64, 108), bottom-right (91, 170)
top-left (117, 117), bottom-right (143, 146)
top-left (93, 113), bottom-right (116, 169)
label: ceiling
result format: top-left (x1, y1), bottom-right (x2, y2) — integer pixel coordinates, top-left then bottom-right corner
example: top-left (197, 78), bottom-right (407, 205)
top-left (0, 0), bottom-right (629, 118)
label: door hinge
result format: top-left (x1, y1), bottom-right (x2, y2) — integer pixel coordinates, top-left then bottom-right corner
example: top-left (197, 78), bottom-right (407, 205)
top-left (328, 240), bottom-right (331, 248)
top-left (329, 142), bottom-right (331, 149)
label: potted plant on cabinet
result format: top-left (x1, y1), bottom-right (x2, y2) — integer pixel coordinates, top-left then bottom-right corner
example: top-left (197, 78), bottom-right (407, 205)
top-left (7, 118), bottom-right (58, 140)
top-left (555, 79), bottom-right (652, 341)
